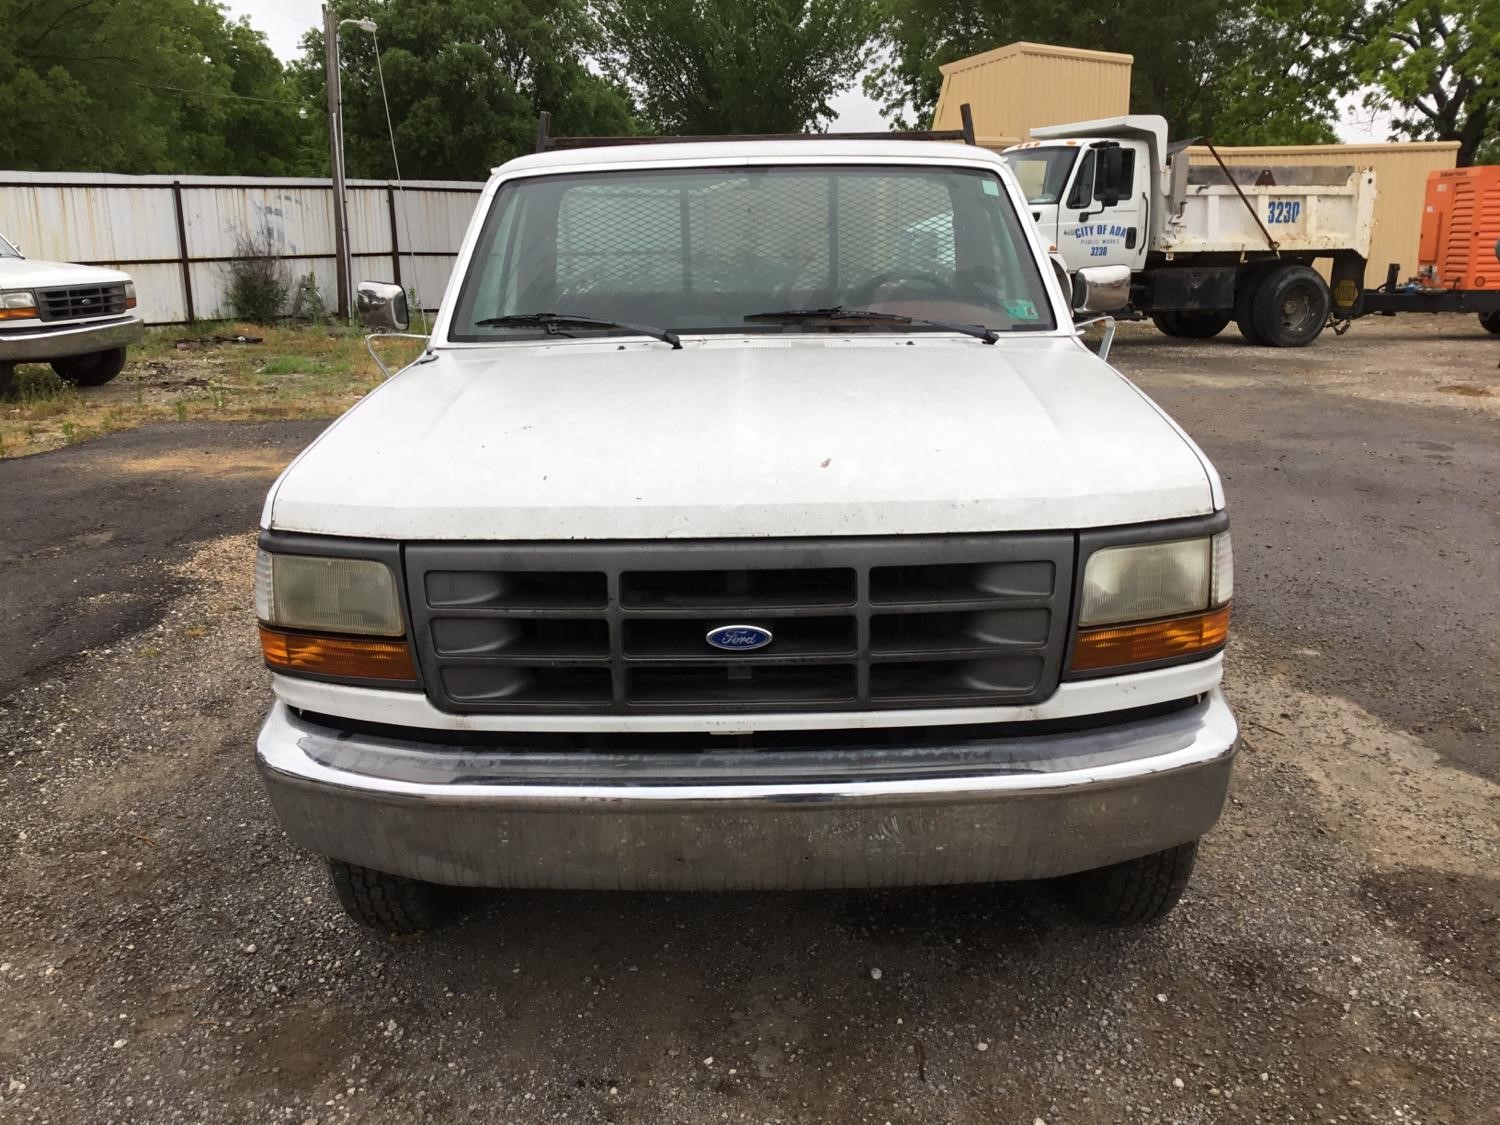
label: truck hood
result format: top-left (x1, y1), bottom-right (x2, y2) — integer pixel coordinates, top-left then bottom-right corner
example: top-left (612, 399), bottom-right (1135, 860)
top-left (265, 336), bottom-right (1219, 539)
top-left (0, 257), bottom-right (132, 288)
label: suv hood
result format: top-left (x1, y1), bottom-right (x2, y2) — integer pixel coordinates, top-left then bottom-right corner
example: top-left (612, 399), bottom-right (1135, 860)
top-left (0, 256), bottom-right (131, 288)
top-left (266, 336), bottom-right (1218, 539)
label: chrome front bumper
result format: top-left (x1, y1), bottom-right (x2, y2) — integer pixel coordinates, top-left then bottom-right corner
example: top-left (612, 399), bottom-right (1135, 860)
top-left (0, 315), bottom-right (144, 362)
top-left (256, 691), bottom-right (1239, 891)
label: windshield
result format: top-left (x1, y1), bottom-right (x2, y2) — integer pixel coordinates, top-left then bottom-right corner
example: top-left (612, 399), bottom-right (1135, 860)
top-left (1000, 148), bottom-right (1079, 206)
top-left (450, 164), bottom-right (1056, 341)
top-left (0, 234), bottom-right (20, 258)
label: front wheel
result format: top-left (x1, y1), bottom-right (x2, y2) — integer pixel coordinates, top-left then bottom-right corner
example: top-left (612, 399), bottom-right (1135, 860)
top-left (51, 346), bottom-right (127, 386)
top-left (328, 860), bottom-right (465, 934)
top-left (1168, 310), bottom-right (1231, 339)
top-left (1480, 311), bottom-right (1500, 335)
top-left (1056, 841), bottom-right (1199, 924)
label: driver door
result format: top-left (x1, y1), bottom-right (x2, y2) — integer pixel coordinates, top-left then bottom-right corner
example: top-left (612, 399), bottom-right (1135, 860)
top-left (1056, 145), bottom-right (1146, 273)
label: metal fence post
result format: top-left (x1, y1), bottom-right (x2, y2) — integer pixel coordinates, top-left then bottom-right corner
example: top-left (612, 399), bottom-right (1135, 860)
top-left (387, 185), bottom-right (402, 287)
top-left (171, 180), bottom-right (196, 323)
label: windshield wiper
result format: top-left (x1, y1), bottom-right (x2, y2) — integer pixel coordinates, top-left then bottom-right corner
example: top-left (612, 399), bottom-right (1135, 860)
top-left (744, 306), bottom-right (999, 344)
top-left (474, 311), bottom-right (681, 349)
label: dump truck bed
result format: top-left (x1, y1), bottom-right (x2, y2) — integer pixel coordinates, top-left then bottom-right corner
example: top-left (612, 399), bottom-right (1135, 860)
top-left (1159, 164), bottom-right (1376, 257)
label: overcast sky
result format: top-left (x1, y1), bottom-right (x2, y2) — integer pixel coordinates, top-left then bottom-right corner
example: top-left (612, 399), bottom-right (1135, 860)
top-left (223, 0), bottom-right (1382, 141)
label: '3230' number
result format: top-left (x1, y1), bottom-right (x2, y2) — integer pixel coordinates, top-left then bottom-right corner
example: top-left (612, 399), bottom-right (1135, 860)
top-left (1267, 200), bottom-right (1302, 224)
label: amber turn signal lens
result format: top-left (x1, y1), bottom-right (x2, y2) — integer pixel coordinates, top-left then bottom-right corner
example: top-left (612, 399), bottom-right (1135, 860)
top-left (0, 307), bottom-right (38, 320)
top-left (259, 625), bottom-right (417, 683)
top-left (1071, 605), bottom-right (1230, 673)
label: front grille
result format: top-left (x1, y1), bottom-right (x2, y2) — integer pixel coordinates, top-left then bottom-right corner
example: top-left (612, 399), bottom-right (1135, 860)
top-left (37, 283), bottom-right (128, 322)
top-left (406, 536), bottom-right (1074, 714)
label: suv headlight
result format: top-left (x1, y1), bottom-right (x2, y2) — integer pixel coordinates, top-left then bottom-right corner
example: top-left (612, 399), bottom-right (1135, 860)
top-left (254, 548), bottom-right (416, 684)
top-left (1, 289), bottom-right (38, 319)
top-left (1070, 530), bottom-right (1231, 673)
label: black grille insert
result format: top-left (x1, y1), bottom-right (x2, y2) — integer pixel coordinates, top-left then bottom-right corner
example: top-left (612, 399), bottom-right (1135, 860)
top-left (37, 284), bottom-right (128, 322)
top-left (406, 535), bottom-right (1073, 714)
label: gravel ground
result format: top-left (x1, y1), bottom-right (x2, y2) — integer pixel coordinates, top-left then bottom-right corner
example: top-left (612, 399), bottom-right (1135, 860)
top-left (1, 318), bottom-right (1496, 1123)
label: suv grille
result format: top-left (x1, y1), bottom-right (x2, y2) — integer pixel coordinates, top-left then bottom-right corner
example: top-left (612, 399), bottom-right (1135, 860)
top-left (37, 283), bottom-right (128, 322)
top-left (405, 536), bottom-right (1074, 714)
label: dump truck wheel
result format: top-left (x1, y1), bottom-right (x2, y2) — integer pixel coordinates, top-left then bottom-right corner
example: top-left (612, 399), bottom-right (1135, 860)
top-left (1057, 841), bottom-right (1199, 924)
top-left (1169, 311), bottom-right (1231, 339)
top-left (1152, 312), bottom-right (1186, 336)
top-left (328, 860), bottom-right (465, 935)
top-left (1253, 264), bottom-right (1331, 347)
top-left (1480, 311), bottom-right (1500, 335)
top-left (1233, 269), bottom-right (1272, 345)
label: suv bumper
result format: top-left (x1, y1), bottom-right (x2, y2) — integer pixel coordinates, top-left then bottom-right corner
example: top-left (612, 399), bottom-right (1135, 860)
top-left (257, 691), bottom-right (1238, 891)
top-left (0, 315), bottom-right (144, 363)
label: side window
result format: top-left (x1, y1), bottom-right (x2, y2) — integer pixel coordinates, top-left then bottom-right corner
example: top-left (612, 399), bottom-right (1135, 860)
top-left (1108, 150), bottom-right (1137, 198)
top-left (1066, 151), bottom-right (1096, 210)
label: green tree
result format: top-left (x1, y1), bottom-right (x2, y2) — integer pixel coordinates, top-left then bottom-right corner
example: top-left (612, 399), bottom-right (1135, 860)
top-left (295, 0), bottom-right (637, 182)
top-left (867, 0), bottom-right (1359, 144)
top-left (0, 0), bottom-right (313, 174)
top-left (594, 0), bottom-right (880, 134)
top-left (1353, 0), bottom-right (1499, 166)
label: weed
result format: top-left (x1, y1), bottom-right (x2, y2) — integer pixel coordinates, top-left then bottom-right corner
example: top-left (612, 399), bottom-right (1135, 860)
top-left (223, 222), bottom-right (291, 324)
top-left (131, 370), bottom-right (144, 406)
top-left (174, 399), bottom-right (188, 422)
top-left (60, 420), bottom-right (79, 443)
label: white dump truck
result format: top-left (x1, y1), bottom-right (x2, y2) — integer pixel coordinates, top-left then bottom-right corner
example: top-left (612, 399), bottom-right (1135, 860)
top-left (1002, 115), bottom-right (1376, 346)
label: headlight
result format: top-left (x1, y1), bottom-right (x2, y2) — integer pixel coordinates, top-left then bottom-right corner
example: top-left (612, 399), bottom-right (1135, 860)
top-left (124, 280), bottom-right (137, 309)
top-left (254, 549), bottom-right (416, 683)
top-left (0, 288), bottom-right (37, 319)
top-left (1071, 530), bottom-right (1231, 673)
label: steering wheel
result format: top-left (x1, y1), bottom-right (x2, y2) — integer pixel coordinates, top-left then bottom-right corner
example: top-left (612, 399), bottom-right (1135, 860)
top-left (842, 270), bottom-right (954, 307)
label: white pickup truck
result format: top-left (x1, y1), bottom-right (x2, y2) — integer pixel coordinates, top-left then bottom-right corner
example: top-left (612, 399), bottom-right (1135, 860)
top-left (1003, 115), bottom-right (1377, 346)
top-left (0, 232), bottom-right (143, 387)
top-left (253, 139), bottom-right (1238, 936)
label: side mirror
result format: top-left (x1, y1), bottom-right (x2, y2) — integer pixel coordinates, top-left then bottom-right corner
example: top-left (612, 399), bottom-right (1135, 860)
top-left (1071, 264), bottom-right (1131, 314)
top-left (356, 280), bottom-right (409, 331)
top-left (1049, 252), bottom-right (1071, 298)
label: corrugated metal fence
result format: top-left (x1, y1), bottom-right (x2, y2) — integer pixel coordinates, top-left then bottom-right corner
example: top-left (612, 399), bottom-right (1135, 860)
top-left (0, 171), bottom-right (485, 325)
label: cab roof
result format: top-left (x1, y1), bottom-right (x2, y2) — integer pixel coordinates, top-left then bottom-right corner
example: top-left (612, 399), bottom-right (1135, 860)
top-left (493, 139), bottom-right (1003, 176)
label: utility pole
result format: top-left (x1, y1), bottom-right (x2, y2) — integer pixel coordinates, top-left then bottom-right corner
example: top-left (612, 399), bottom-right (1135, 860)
top-left (322, 3), bottom-right (352, 320)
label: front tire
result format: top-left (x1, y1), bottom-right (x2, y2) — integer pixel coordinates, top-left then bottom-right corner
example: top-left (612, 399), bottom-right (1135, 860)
top-left (1152, 311), bottom-right (1186, 337)
top-left (1252, 264), bottom-right (1331, 347)
top-left (1057, 841), bottom-right (1199, 924)
top-left (51, 346), bottom-right (127, 386)
top-left (1168, 310), bottom-right (1231, 338)
top-left (328, 860), bottom-right (463, 934)
top-left (1480, 311), bottom-right (1500, 335)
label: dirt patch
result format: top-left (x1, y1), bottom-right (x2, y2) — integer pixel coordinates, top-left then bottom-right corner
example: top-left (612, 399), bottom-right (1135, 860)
top-left (1, 323), bottom-right (425, 459)
top-left (1435, 383), bottom-right (1493, 397)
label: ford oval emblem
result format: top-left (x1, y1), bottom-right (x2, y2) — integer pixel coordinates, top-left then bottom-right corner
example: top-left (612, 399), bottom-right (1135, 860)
top-left (705, 624), bottom-right (774, 651)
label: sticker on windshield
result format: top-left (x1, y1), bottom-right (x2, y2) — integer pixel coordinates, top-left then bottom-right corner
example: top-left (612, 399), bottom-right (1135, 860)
top-left (981, 179), bottom-right (1001, 196)
top-left (1002, 299), bottom-right (1039, 320)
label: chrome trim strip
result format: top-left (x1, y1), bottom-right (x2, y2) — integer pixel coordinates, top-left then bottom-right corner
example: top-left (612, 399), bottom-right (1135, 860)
top-left (270, 652), bottom-right (1224, 733)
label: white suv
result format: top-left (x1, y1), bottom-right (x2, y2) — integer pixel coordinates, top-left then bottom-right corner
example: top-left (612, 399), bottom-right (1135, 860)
top-left (0, 232), bottom-right (143, 387)
top-left (252, 140), bottom-right (1237, 935)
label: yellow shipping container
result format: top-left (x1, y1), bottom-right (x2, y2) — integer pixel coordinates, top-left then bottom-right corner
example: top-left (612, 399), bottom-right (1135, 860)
top-left (933, 42), bottom-right (1132, 150)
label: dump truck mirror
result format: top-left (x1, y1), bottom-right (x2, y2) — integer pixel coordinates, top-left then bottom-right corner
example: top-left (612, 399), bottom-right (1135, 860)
top-left (1072, 264), bottom-right (1131, 314)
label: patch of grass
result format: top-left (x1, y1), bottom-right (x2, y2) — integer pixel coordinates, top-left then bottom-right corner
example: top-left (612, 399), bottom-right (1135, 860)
top-left (1, 322), bottom-right (428, 459)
